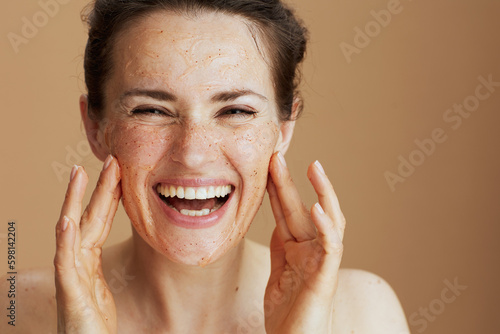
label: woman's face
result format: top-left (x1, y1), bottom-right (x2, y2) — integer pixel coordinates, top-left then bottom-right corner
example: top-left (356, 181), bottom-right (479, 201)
top-left (96, 11), bottom-right (287, 265)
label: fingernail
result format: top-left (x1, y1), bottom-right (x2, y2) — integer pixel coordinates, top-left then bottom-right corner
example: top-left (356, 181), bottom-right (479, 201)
top-left (277, 151), bottom-right (287, 167)
top-left (70, 165), bottom-right (79, 181)
top-left (315, 202), bottom-right (325, 215)
top-left (103, 155), bottom-right (114, 170)
top-left (62, 216), bottom-right (70, 232)
top-left (314, 160), bottom-right (325, 175)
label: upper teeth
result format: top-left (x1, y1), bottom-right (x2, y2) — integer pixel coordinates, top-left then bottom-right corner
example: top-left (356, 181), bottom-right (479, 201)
top-left (156, 184), bottom-right (232, 200)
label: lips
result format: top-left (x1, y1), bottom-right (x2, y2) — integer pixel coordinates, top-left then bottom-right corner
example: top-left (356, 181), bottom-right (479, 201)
top-left (153, 181), bottom-right (234, 228)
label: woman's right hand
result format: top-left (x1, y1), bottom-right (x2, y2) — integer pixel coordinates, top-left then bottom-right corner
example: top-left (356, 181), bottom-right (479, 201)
top-left (54, 155), bottom-right (121, 334)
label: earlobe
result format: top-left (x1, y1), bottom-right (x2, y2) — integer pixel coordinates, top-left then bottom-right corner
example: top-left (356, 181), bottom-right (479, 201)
top-left (79, 94), bottom-right (109, 162)
top-left (274, 120), bottom-right (295, 155)
top-left (274, 96), bottom-right (300, 155)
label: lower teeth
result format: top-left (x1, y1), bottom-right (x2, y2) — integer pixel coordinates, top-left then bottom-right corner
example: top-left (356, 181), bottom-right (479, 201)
top-left (180, 208), bottom-right (213, 217)
top-left (166, 200), bottom-right (225, 216)
top-left (160, 196), bottom-right (227, 217)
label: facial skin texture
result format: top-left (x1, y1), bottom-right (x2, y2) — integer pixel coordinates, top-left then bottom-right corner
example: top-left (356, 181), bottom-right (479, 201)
top-left (90, 11), bottom-right (293, 266)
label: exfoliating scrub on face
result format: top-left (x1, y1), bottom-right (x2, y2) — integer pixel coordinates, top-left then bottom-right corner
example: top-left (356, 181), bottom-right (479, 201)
top-left (101, 11), bottom-right (283, 266)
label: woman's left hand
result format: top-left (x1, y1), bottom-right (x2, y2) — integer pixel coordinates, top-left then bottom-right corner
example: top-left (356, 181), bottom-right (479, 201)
top-left (264, 152), bottom-right (346, 334)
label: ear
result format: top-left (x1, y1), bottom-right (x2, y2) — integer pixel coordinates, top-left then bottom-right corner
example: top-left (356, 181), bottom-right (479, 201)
top-left (274, 97), bottom-right (300, 154)
top-left (80, 94), bottom-right (109, 162)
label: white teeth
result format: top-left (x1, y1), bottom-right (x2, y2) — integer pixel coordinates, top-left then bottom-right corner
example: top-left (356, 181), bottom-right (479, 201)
top-left (195, 188), bottom-right (207, 200)
top-left (158, 184), bottom-right (232, 216)
top-left (169, 185), bottom-right (177, 198)
top-left (157, 184), bottom-right (232, 199)
top-left (184, 187), bottom-right (196, 200)
top-left (176, 186), bottom-right (184, 199)
top-left (180, 208), bottom-right (212, 217)
top-left (208, 186), bottom-right (215, 198)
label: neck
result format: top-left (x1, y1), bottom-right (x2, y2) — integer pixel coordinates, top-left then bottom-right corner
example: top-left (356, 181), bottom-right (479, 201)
top-left (119, 229), bottom-right (250, 332)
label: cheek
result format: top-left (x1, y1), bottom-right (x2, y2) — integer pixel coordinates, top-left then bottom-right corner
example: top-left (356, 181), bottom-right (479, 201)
top-left (108, 123), bottom-right (169, 210)
top-left (110, 123), bottom-right (170, 172)
top-left (107, 122), bottom-right (173, 229)
top-left (228, 121), bottom-right (280, 184)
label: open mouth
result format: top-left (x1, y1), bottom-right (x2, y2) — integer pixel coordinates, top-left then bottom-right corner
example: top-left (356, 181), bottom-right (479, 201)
top-left (156, 184), bottom-right (233, 217)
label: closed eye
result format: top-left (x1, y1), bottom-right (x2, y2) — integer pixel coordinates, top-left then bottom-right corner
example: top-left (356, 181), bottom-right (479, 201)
top-left (131, 107), bottom-right (168, 116)
top-left (220, 108), bottom-right (257, 118)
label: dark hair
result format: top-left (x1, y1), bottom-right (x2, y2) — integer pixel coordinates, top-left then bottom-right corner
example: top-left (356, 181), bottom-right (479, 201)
top-left (82, 0), bottom-right (308, 122)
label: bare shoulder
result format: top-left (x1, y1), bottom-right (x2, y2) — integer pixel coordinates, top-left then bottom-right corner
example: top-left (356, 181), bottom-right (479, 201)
top-left (332, 268), bottom-right (410, 334)
top-left (0, 267), bottom-right (57, 333)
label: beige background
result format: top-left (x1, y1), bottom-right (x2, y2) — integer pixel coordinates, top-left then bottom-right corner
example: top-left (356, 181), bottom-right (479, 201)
top-left (2, 0), bottom-right (499, 333)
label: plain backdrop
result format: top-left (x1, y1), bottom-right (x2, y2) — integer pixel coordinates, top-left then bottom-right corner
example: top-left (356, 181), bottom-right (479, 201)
top-left (1, 0), bottom-right (499, 333)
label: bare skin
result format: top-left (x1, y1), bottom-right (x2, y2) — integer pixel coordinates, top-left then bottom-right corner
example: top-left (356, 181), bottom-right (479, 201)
top-left (1, 157), bottom-right (409, 333)
top-left (0, 11), bottom-right (410, 334)
top-left (1, 249), bottom-right (408, 333)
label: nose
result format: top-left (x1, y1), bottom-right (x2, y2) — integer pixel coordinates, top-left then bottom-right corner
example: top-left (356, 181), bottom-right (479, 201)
top-left (170, 122), bottom-right (220, 169)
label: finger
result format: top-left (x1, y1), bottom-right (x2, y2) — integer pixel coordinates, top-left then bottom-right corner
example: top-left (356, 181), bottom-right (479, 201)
top-left (54, 216), bottom-right (81, 301)
top-left (311, 203), bottom-right (342, 252)
top-left (311, 203), bottom-right (343, 280)
top-left (269, 152), bottom-right (316, 242)
top-left (80, 155), bottom-right (121, 249)
top-left (307, 161), bottom-right (346, 241)
top-left (59, 166), bottom-right (88, 263)
top-left (94, 183), bottom-right (122, 248)
top-left (268, 228), bottom-right (287, 283)
top-left (59, 165), bottom-right (89, 227)
top-left (266, 175), bottom-right (294, 243)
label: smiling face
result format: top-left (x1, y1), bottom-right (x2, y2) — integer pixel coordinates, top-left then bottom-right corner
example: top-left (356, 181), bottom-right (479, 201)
top-left (84, 10), bottom-right (294, 266)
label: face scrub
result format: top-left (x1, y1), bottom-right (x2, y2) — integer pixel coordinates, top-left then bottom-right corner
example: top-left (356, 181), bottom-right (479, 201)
top-left (100, 11), bottom-right (283, 266)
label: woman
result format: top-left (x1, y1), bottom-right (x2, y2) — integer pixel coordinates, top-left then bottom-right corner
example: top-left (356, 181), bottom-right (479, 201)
top-left (2, 0), bottom-right (409, 333)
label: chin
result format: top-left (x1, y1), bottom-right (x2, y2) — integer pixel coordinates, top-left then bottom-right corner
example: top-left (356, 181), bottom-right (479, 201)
top-left (121, 178), bottom-right (262, 267)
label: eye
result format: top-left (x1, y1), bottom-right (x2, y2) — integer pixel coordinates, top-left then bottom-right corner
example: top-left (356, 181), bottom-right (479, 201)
top-left (220, 108), bottom-right (257, 118)
top-left (131, 107), bottom-right (169, 116)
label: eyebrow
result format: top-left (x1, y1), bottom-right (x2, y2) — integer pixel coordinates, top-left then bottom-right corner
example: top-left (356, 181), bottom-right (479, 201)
top-left (120, 89), bottom-right (177, 102)
top-left (119, 88), bottom-right (268, 104)
top-left (210, 90), bottom-right (268, 103)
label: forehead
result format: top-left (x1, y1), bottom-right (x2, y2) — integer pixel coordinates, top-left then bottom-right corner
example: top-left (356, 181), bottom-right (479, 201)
top-left (110, 11), bottom-right (273, 98)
